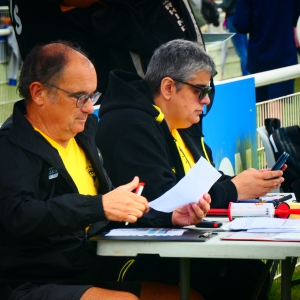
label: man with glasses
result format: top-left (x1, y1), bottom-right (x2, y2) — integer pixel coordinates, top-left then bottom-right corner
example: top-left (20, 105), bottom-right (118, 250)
top-left (96, 39), bottom-right (284, 213)
top-left (95, 39), bottom-right (284, 299)
top-left (0, 41), bottom-right (207, 300)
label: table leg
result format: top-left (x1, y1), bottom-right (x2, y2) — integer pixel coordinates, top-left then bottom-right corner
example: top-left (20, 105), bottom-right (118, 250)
top-left (281, 258), bottom-right (292, 300)
top-left (250, 259), bottom-right (274, 300)
top-left (179, 257), bottom-right (190, 300)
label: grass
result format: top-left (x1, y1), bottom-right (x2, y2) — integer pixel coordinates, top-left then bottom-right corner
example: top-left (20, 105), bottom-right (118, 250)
top-left (269, 264), bottom-right (300, 299)
top-left (295, 77), bottom-right (300, 93)
top-left (294, 51), bottom-right (300, 92)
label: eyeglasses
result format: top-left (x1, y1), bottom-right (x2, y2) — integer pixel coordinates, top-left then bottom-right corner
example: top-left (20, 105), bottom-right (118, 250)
top-left (171, 78), bottom-right (212, 100)
top-left (45, 83), bottom-right (101, 108)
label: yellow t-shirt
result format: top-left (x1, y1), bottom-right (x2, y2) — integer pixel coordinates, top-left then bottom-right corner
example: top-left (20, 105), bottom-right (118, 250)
top-left (34, 128), bottom-right (99, 195)
top-left (172, 129), bottom-right (195, 174)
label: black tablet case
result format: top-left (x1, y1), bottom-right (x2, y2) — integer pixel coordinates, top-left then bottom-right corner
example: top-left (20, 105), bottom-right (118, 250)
top-left (90, 229), bottom-right (217, 242)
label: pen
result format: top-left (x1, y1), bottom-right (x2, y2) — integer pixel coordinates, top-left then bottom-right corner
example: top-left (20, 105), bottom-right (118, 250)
top-left (125, 182), bottom-right (145, 226)
top-left (195, 220), bottom-right (223, 228)
top-left (274, 194), bottom-right (293, 203)
top-left (265, 194), bottom-right (293, 209)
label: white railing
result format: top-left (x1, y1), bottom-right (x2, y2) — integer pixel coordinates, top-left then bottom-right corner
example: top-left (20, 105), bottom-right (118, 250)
top-left (215, 64), bottom-right (300, 87)
top-left (256, 93), bottom-right (300, 169)
top-left (215, 64), bottom-right (300, 170)
top-left (219, 64), bottom-right (300, 280)
top-left (256, 93), bottom-right (300, 128)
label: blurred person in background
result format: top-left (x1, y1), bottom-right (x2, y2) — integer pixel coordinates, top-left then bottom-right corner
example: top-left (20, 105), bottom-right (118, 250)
top-left (8, 0), bottom-right (110, 98)
top-left (233, 0), bottom-right (299, 102)
top-left (218, 0), bottom-right (249, 76)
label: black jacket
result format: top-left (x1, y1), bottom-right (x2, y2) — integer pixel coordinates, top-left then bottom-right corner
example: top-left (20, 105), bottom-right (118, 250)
top-left (96, 70), bottom-right (237, 227)
top-left (0, 100), bottom-right (112, 286)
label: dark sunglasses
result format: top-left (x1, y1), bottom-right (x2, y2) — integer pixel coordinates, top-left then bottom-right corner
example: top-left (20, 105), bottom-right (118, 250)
top-left (45, 83), bottom-right (101, 108)
top-left (171, 78), bottom-right (212, 100)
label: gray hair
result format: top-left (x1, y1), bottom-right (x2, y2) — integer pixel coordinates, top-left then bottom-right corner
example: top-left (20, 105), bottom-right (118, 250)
top-left (144, 39), bottom-right (217, 97)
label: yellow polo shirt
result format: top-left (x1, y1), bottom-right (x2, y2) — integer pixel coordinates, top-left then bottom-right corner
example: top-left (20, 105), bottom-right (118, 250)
top-left (34, 128), bottom-right (98, 195)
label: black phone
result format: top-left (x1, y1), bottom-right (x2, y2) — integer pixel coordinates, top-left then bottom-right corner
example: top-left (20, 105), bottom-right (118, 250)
top-left (271, 151), bottom-right (290, 170)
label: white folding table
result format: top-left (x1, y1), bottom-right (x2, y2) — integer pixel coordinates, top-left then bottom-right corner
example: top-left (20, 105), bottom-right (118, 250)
top-left (93, 229), bottom-right (300, 300)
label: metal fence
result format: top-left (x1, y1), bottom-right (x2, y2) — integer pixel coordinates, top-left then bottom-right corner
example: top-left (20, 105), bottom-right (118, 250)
top-left (0, 6), bottom-right (20, 125)
top-left (256, 93), bottom-right (300, 280)
top-left (256, 92), bottom-right (300, 169)
top-left (0, 6), bottom-right (10, 82)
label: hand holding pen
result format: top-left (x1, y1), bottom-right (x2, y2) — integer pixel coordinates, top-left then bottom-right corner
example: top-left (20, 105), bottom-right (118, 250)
top-left (125, 182), bottom-right (145, 225)
top-left (102, 177), bottom-right (148, 223)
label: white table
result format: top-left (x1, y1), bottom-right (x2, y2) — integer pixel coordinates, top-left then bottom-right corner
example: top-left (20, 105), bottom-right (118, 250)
top-left (93, 229), bottom-right (300, 300)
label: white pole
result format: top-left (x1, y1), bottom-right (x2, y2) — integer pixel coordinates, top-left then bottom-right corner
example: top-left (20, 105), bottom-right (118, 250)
top-left (215, 64), bottom-right (300, 88)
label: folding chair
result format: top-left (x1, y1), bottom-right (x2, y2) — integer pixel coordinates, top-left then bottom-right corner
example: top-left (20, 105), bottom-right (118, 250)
top-left (256, 126), bottom-right (280, 192)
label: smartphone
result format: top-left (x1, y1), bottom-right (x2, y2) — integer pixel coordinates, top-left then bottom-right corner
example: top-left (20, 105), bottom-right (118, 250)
top-left (271, 152), bottom-right (290, 170)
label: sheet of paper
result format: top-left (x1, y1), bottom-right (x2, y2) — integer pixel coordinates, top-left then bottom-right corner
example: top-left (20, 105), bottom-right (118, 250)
top-left (272, 232), bottom-right (300, 240)
top-left (228, 217), bottom-right (300, 231)
top-left (221, 232), bottom-right (280, 241)
top-left (105, 228), bottom-right (187, 237)
top-left (149, 157), bottom-right (221, 212)
top-left (221, 231), bottom-right (300, 242)
top-left (247, 228), bottom-right (300, 233)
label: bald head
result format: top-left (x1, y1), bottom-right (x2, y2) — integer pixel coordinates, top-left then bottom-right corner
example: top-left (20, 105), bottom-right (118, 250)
top-left (18, 41), bottom-right (93, 101)
top-left (22, 41), bottom-right (97, 147)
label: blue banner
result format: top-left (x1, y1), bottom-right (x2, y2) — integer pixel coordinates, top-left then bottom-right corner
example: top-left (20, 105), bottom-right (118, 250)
top-left (203, 77), bottom-right (257, 175)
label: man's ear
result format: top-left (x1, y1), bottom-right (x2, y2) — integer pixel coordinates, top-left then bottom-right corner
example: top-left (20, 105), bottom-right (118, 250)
top-left (29, 82), bottom-right (45, 105)
top-left (160, 77), bottom-right (175, 101)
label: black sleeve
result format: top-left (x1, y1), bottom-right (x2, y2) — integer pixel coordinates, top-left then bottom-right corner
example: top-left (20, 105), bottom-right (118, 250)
top-left (209, 175), bottom-right (238, 208)
top-left (0, 148), bottom-right (107, 240)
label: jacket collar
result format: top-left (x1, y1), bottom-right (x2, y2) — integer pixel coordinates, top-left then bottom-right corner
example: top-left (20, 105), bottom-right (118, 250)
top-left (7, 100), bottom-right (111, 194)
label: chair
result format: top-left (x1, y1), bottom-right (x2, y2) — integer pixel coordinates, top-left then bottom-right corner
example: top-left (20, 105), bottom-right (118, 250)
top-left (256, 126), bottom-right (280, 193)
top-left (257, 127), bottom-right (300, 293)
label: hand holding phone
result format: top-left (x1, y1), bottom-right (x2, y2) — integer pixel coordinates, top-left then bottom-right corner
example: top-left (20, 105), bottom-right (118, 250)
top-left (271, 151), bottom-right (289, 171)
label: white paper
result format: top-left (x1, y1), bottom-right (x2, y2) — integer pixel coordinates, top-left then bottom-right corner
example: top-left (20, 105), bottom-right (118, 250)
top-left (105, 228), bottom-right (187, 237)
top-left (149, 157), bottom-right (221, 212)
top-left (248, 228), bottom-right (300, 233)
top-left (272, 233), bottom-right (300, 240)
top-left (221, 232), bottom-right (300, 241)
top-left (228, 217), bottom-right (300, 232)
